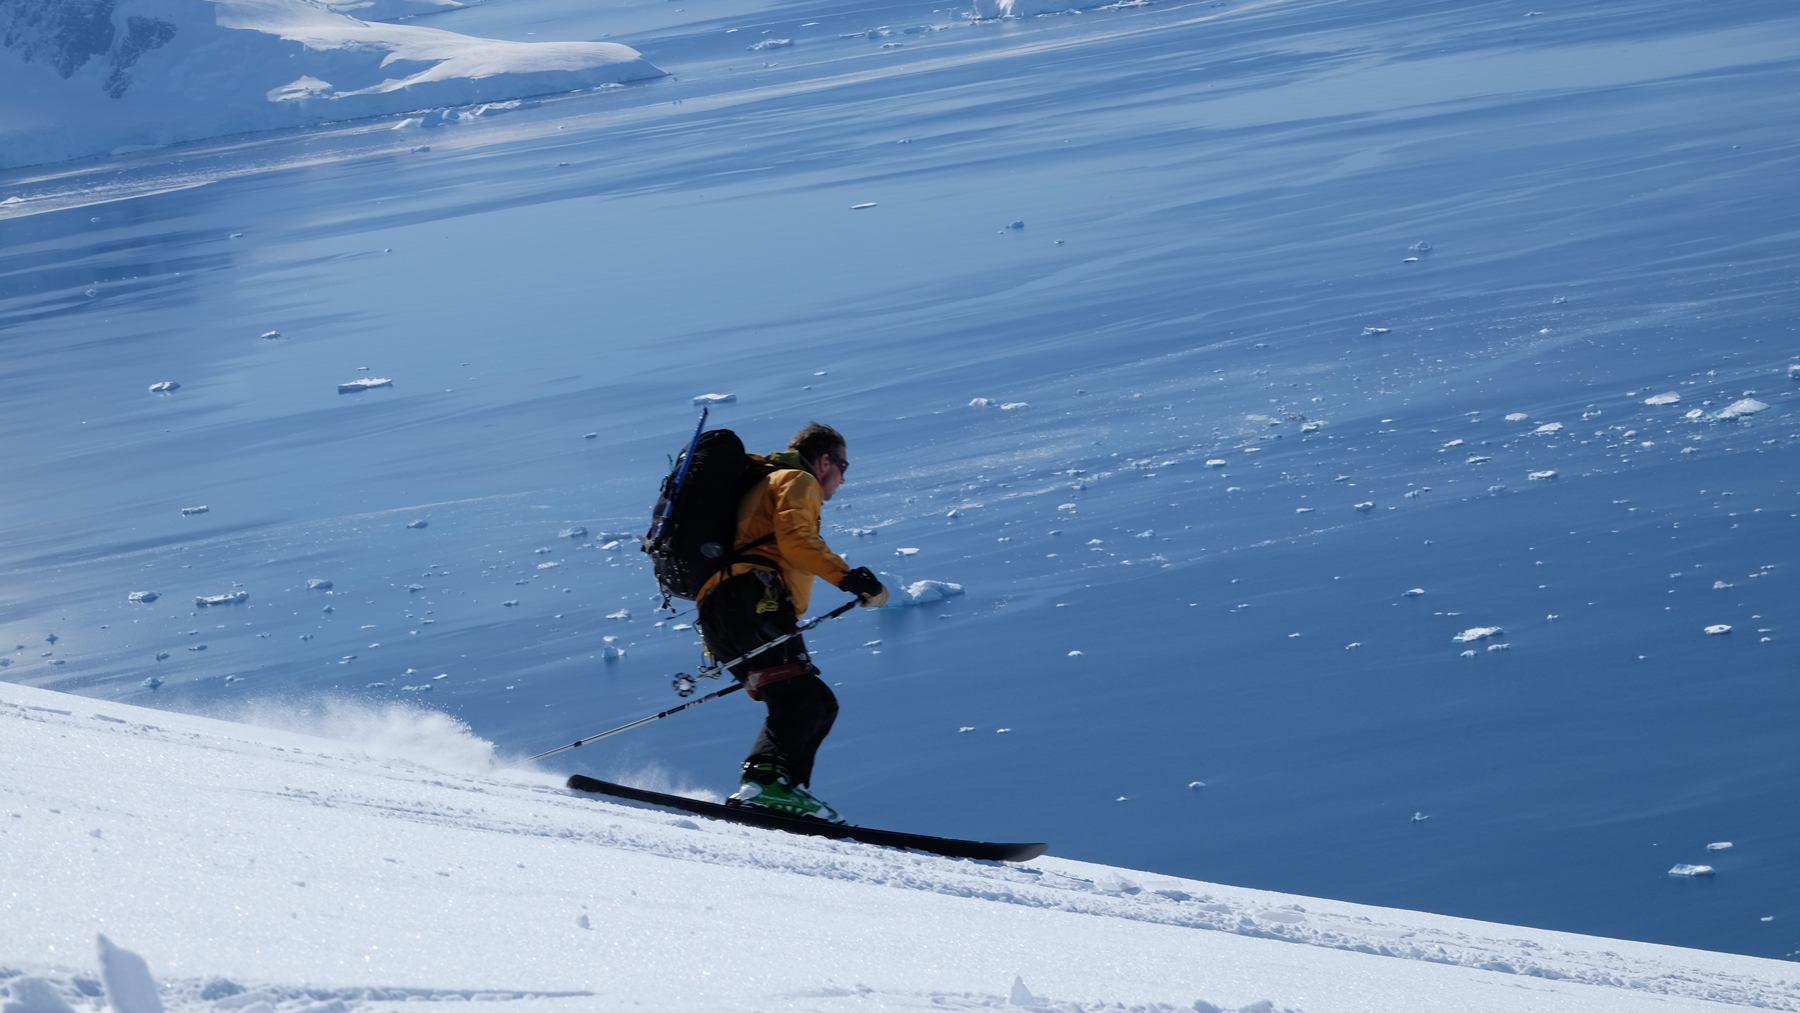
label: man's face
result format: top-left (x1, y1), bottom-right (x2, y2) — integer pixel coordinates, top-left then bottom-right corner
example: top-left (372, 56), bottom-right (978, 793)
top-left (817, 443), bottom-right (847, 501)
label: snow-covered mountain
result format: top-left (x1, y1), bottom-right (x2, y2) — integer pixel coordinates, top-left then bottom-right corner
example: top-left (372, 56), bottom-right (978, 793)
top-left (0, 0), bottom-right (661, 168)
top-left (5, 678), bottom-right (1798, 1013)
top-left (2, 0), bottom-right (1797, 971)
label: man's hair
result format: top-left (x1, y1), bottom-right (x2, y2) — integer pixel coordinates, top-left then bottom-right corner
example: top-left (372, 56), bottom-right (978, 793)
top-left (788, 422), bottom-right (845, 465)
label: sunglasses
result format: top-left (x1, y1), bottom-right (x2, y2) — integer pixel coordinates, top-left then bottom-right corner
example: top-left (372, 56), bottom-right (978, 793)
top-left (826, 452), bottom-right (849, 474)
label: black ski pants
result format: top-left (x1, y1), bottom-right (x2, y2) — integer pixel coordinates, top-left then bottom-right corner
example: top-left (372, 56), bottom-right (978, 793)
top-left (698, 571), bottom-right (839, 788)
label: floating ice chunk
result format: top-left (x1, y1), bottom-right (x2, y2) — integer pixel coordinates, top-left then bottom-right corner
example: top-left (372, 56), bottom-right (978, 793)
top-left (1453, 626), bottom-right (1502, 642)
top-left (968, 398), bottom-right (992, 407)
top-left (747, 37), bottom-right (791, 49)
top-left (560, 526), bottom-right (588, 539)
top-left (406, 520), bottom-right (429, 529)
top-left (599, 539), bottom-right (621, 550)
top-left (850, 203), bottom-right (877, 210)
top-left (1712, 580), bottom-right (1733, 590)
top-left (148, 381), bottom-right (179, 393)
top-left (1205, 459), bottom-right (1227, 467)
top-left (1412, 812), bottom-right (1429, 822)
top-left (1006, 221), bottom-right (1024, 230)
top-left (1443, 439), bottom-right (1463, 448)
top-left (1533, 422), bottom-right (1563, 434)
top-left (1354, 501), bottom-right (1374, 511)
top-left (502, 600), bottom-right (519, 607)
top-left (1403, 257), bottom-right (1418, 263)
top-left (895, 547), bottom-right (920, 556)
top-left (1707, 841), bottom-right (1733, 851)
top-left (181, 505), bottom-right (209, 516)
top-left (692, 393), bottom-right (736, 404)
top-left (1714, 398), bottom-right (1769, 419)
top-left (1000, 402), bottom-right (1030, 410)
top-left (1300, 422), bottom-right (1320, 433)
top-left (606, 609), bottom-right (630, 619)
top-left (260, 330), bottom-right (280, 339)
top-left (1188, 780), bottom-right (1206, 789)
top-left (1504, 412), bottom-right (1528, 422)
top-left (195, 591), bottom-right (249, 606)
top-left (1345, 642), bottom-right (1360, 649)
top-left (1459, 649), bottom-right (1476, 657)
top-left (583, 432), bottom-right (598, 439)
top-left (128, 591), bottom-right (159, 603)
top-left (1704, 624), bottom-right (1731, 635)
top-left (1068, 650), bottom-right (1082, 656)
top-left (537, 561), bottom-right (559, 570)
top-left (1467, 455), bottom-right (1491, 464)
top-left (1134, 529), bottom-right (1155, 538)
top-left (1528, 470), bottom-right (1557, 481)
top-left (1360, 327), bottom-right (1390, 336)
top-left (1295, 507), bottom-right (1313, 514)
top-left (406, 584), bottom-right (426, 592)
top-left (1644, 392), bottom-right (1680, 405)
top-left (141, 676), bottom-right (162, 690)
top-left (1404, 588), bottom-right (1424, 596)
top-left (1487, 643), bottom-right (1509, 651)
top-left (306, 578), bottom-right (333, 590)
top-left (337, 377), bottom-right (393, 393)
top-left (1668, 864), bottom-right (1714, 877)
top-left (97, 935), bottom-right (165, 1013)
top-left (1683, 409), bottom-right (1705, 420)
top-left (1409, 241), bottom-right (1432, 252)
top-left (898, 580), bottom-right (964, 604)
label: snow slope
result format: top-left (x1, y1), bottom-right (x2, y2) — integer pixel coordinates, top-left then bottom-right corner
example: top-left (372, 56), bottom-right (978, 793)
top-left (0, 0), bottom-right (661, 168)
top-left (4, 678), bottom-right (1798, 1013)
top-left (2, 0), bottom-right (1798, 965)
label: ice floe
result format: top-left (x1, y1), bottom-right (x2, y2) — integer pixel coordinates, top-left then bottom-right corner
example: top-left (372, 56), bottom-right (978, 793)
top-left (338, 377), bottom-right (393, 393)
top-left (559, 526), bottom-right (588, 539)
top-left (1667, 864), bottom-right (1714, 877)
top-left (1706, 841), bottom-right (1733, 852)
top-left (1533, 422), bottom-right (1563, 434)
top-left (1504, 413), bottom-right (1528, 421)
top-left (195, 591), bottom-right (249, 606)
top-left (406, 520), bottom-right (429, 529)
top-left (1452, 626), bottom-right (1502, 642)
top-left (692, 393), bottom-right (736, 404)
top-left (127, 591), bottom-right (158, 603)
top-left (1704, 624), bottom-right (1731, 635)
top-left (747, 38), bottom-right (791, 50)
top-left (306, 578), bottom-right (333, 590)
top-left (1528, 470), bottom-right (1557, 481)
top-left (1644, 393), bottom-right (1680, 405)
top-left (1206, 459), bottom-right (1227, 467)
top-left (1714, 398), bottom-right (1768, 419)
top-left (891, 580), bottom-right (965, 605)
top-left (180, 505), bottom-right (208, 516)
top-left (148, 382), bottom-right (179, 393)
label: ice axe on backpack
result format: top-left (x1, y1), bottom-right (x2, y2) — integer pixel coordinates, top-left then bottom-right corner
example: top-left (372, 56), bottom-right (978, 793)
top-left (508, 597), bottom-right (860, 767)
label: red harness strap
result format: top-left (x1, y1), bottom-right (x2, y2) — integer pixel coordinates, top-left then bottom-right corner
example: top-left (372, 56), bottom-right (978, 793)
top-left (743, 663), bottom-right (809, 701)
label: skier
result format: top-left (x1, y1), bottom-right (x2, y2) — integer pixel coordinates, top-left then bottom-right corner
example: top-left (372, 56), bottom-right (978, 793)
top-left (695, 422), bottom-right (888, 820)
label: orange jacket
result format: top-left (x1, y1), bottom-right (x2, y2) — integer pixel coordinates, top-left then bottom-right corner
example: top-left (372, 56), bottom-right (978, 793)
top-left (697, 455), bottom-right (851, 615)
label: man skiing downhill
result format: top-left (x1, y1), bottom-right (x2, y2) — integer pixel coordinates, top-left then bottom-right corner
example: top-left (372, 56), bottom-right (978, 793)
top-left (695, 422), bottom-right (888, 820)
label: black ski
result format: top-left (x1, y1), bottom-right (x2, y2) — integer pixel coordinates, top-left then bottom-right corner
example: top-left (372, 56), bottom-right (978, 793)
top-left (565, 774), bottom-right (1047, 863)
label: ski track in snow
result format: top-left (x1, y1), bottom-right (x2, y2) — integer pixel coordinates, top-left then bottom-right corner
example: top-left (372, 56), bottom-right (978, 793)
top-left (4, 682), bottom-right (1799, 1013)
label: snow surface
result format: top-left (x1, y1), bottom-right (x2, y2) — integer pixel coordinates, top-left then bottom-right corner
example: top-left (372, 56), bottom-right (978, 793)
top-left (5, 679), bottom-right (1800, 1013)
top-left (2, 0), bottom-right (1799, 969)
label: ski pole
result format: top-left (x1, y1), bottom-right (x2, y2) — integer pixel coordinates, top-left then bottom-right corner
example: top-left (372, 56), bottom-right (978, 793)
top-left (509, 597), bottom-right (861, 766)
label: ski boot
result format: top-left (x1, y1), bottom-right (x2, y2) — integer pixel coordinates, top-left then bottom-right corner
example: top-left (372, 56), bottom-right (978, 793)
top-left (728, 756), bottom-right (840, 822)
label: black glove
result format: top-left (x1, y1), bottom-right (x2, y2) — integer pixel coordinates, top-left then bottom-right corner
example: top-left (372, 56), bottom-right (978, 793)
top-left (837, 566), bottom-right (884, 599)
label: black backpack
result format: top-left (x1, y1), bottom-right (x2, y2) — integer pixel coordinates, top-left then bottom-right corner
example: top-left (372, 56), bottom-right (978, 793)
top-left (642, 422), bottom-right (780, 606)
